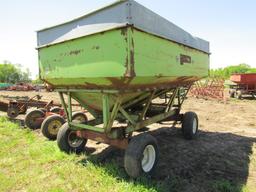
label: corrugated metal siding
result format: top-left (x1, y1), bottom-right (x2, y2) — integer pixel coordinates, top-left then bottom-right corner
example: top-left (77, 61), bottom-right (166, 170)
top-left (37, 0), bottom-right (209, 53)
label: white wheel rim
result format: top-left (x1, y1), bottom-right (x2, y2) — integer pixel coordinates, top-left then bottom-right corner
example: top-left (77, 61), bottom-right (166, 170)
top-left (141, 145), bottom-right (156, 172)
top-left (192, 118), bottom-right (197, 134)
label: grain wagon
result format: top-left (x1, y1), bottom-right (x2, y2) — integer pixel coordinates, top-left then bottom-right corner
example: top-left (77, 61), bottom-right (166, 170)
top-left (37, 0), bottom-right (210, 178)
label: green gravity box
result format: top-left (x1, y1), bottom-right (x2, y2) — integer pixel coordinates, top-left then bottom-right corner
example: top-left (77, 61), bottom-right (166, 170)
top-left (37, 0), bottom-right (210, 112)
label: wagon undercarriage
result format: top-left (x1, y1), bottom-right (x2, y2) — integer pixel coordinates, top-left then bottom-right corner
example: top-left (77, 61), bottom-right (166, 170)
top-left (58, 86), bottom-right (189, 147)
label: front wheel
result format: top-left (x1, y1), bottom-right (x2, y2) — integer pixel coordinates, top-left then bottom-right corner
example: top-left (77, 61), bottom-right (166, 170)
top-left (57, 123), bottom-right (87, 154)
top-left (182, 112), bottom-right (198, 140)
top-left (41, 115), bottom-right (65, 140)
top-left (124, 133), bottom-right (159, 178)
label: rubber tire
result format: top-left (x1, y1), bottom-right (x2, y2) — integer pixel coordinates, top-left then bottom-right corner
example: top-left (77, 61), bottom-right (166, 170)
top-left (57, 123), bottom-right (87, 154)
top-left (182, 112), bottom-right (198, 140)
top-left (124, 133), bottom-right (159, 178)
top-left (24, 109), bottom-right (45, 129)
top-left (41, 115), bottom-right (65, 140)
top-left (38, 108), bottom-right (47, 114)
top-left (50, 107), bottom-right (62, 114)
top-left (235, 91), bottom-right (242, 99)
top-left (72, 112), bottom-right (88, 123)
top-left (7, 107), bottom-right (19, 118)
top-left (229, 90), bottom-right (235, 98)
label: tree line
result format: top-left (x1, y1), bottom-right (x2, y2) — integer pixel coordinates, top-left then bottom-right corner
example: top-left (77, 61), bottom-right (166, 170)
top-left (210, 64), bottom-right (256, 79)
top-left (1, 61), bottom-right (256, 83)
top-left (0, 61), bottom-right (31, 83)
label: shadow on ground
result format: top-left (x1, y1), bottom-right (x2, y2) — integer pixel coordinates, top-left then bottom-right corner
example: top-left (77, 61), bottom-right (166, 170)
top-left (79, 126), bottom-right (256, 192)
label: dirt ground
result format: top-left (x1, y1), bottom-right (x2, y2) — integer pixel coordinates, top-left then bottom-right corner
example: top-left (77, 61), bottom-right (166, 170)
top-left (0, 90), bottom-right (256, 191)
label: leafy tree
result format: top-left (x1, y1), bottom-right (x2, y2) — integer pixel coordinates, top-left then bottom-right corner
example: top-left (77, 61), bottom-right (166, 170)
top-left (0, 62), bottom-right (31, 83)
top-left (210, 64), bottom-right (256, 79)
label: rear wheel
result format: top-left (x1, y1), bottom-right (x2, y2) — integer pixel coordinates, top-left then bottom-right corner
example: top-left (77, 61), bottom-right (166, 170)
top-left (24, 109), bottom-right (45, 129)
top-left (57, 123), bottom-right (87, 154)
top-left (182, 112), bottom-right (198, 140)
top-left (124, 133), bottom-right (159, 178)
top-left (41, 115), bottom-right (65, 140)
top-left (72, 112), bottom-right (87, 123)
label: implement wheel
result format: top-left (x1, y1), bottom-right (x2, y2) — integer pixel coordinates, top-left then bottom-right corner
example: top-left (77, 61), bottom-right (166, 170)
top-left (41, 115), bottom-right (65, 140)
top-left (124, 133), bottom-right (159, 178)
top-left (25, 109), bottom-right (45, 129)
top-left (229, 90), bottom-right (235, 98)
top-left (235, 91), bottom-right (242, 99)
top-left (57, 123), bottom-right (87, 154)
top-left (182, 112), bottom-right (198, 140)
top-left (50, 107), bottom-right (62, 114)
top-left (72, 112), bottom-right (87, 123)
top-left (7, 107), bottom-right (19, 119)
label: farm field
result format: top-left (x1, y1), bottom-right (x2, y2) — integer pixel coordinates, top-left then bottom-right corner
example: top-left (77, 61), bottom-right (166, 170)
top-left (0, 91), bottom-right (256, 192)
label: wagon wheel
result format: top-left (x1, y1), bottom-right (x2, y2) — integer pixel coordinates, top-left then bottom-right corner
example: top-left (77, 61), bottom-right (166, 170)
top-left (229, 89), bottom-right (235, 98)
top-left (50, 107), bottom-right (62, 114)
top-left (235, 91), bottom-right (242, 99)
top-left (38, 108), bottom-right (47, 114)
top-left (182, 112), bottom-right (198, 140)
top-left (72, 112), bottom-right (88, 123)
top-left (57, 123), bottom-right (87, 154)
top-left (7, 107), bottom-right (19, 119)
top-left (24, 109), bottom-right (45, 129)
top-left (124, 133), bottom-right (159, 178)
top-left (41, 115), bottom-right (65, 140)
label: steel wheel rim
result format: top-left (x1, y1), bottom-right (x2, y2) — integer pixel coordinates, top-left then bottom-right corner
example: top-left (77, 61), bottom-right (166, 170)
top-left (48, 120), bottom-right (62, 135)
top-left (192, 118), bottom-right (197, 134)
top-left (67, 131), bottom-right (83, 148)
top-left (141, 145), bottom-right (156, 172)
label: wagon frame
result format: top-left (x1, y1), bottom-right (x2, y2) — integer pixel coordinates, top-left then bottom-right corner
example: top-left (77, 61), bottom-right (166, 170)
top-left (57, 86), bottom-right (191, 149)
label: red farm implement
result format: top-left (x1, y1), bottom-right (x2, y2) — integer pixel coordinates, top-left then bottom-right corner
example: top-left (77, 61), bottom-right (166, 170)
top-left (190, 78), bottom-right (225, 100)
top-left (0, 95), bottom-right (61, 118)
top-left (229, 73), bottom-right (256, 99)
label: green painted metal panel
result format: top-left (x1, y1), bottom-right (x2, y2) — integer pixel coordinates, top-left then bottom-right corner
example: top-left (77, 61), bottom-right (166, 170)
top-left (38, 26), bottom-right (209, 90)
top-left (39, 29), bottom-right (128, 83)
top-left (38, 26), bottom-right (209, 111)
top-left (133, 29), bottom-right (209, 78)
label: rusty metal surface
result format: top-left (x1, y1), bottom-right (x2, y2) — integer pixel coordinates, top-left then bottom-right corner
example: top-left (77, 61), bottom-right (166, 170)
top-left (77, 130), bottom-right (128, 149)
top-left (190, 78), bottom-right (225, 100)
top-left (0, 101), bottom-right (8, 112)
top-left (230, 73), bottom-right (256, 85)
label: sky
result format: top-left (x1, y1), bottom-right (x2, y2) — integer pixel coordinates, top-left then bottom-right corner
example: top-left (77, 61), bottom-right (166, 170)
top-left (0, 0), bottom-right (256, 79)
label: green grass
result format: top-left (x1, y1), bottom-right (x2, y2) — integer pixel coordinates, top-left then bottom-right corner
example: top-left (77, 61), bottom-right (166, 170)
top-left (0, 117), bottom-right (255, 192)
top-left (0, 117), bottom-right (176, 192)
top-left (212, 180), bottom-right (249, 192)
